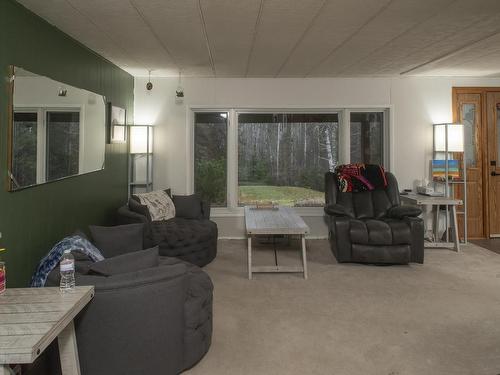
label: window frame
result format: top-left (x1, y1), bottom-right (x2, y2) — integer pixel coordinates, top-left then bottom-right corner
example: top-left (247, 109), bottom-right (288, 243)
top-left (188, 106), bottom-right (392, 217)
top-left (192, 110), bottom-right (230, 207)
top-left (346, 108), bottom-right (390, 167)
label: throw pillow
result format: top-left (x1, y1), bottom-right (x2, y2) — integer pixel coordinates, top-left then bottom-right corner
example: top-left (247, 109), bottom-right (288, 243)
top-left (128, 198), bottom-right (152, 221)
top-left (89, 246), bottom-right (159, 276)
top-left (172, 195), bottom-right (203, 219)
top-left (89, 223), bottom-right (144, 258)
top-left (131, 188), bottom-right (171, 202)
top-left (133, 190), bottom-right (176, 221)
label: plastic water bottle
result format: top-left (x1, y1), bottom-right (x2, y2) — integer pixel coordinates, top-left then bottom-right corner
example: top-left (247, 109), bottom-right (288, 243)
top-left (60, 250), bottom-right (75, 292)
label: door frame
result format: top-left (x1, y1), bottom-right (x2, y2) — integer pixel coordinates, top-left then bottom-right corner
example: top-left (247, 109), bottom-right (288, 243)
top-left (452, 87), bottom-right (500, 238)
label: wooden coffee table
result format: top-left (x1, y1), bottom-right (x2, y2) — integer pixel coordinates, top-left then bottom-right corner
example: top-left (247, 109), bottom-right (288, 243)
top-left (244, 206), bottom-right (310, 280)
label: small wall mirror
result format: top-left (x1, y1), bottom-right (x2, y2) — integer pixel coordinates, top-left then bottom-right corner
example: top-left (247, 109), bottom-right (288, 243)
top-left (7, 67), bottom-right (106, 191)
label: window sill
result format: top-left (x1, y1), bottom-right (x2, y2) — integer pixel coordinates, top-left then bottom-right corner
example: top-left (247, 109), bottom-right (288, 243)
top-left (210, 206), bottom-right (325, 218)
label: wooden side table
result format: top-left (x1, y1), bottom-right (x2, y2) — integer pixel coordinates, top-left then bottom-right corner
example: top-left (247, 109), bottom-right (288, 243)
top-left (0, 286), bottom-right (94, 375)
top-left (401, 193), bottom-right (463, 252)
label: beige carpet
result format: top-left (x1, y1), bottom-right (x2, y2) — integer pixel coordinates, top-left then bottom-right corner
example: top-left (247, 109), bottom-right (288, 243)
top-left (185, 239), bottom-right (500, 375)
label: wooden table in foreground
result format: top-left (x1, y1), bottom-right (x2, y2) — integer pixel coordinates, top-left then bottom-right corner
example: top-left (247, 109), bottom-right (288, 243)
top-left (401, 193), bottom-right (463, 252)
top-left (244, 206), bottom-right (310, 280)
top-left (0, 286), bottom-right (94, 375)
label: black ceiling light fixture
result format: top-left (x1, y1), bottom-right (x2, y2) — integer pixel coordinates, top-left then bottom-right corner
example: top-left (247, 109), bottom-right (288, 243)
top-left (175, 70), bottom-right (184, 104)
top-left (146, 70), bottom-right (153, 91)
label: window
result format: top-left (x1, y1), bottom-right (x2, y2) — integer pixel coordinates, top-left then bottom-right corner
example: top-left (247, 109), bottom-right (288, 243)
top-left (12, 108), bottom-right (81, 188)
top-left (350, 111), bottom-right (385, 165)
top-left (46, 111), bottom-right (80, 181)
top-left (12, 112), bottom-right (38, 187)
top-left (194, 112), bottom-right (228, 206)
top-left (238, 113), bottom-right (339, 207)
top-left (191, 108), bottom-right (388, 211)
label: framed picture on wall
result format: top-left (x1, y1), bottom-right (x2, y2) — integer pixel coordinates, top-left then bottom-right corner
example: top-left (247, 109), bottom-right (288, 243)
top-left (109, 104), bottom-right (127, 143)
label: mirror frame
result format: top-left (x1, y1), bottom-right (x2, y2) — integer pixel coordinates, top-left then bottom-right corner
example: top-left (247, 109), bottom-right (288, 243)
top-left (6, 65), bottom-right (107, 191)
top-left (6, 66), bottom-right (14, 191)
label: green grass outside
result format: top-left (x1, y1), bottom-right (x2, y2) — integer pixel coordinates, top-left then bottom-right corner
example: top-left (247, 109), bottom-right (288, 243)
top-left (239, 185), bottom-right (324, 207)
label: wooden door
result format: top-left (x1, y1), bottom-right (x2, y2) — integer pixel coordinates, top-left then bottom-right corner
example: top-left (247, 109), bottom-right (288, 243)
top-left (453, 91), bottom-right (484, 238)
top-left (486, 92), bottom-right (500, 236)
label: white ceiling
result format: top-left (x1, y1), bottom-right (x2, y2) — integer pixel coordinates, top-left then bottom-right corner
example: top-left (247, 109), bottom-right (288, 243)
top-left (16, 0), bottom-right (500, 78)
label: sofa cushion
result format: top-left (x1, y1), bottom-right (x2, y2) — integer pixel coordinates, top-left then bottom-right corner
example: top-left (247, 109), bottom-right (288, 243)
top-left (150, 218), bottom-right (218, 266)
top-left (173, 195), bottom-right (202, 219)
top-left (151, 219), bottom-right (216, 249)
top-left (349, 219), bottom-right (411, 246)
top-left (128, 198), bottom-right (152, 221)
top-left (366, 219), bottom-right (393, 245)
top-left (89, 246), bottom-right (159, 276)
top-left (133, 190), bottom-right (176, 221)
top-left (383, 218), bottom-right (412, 245)
top-left (352, 191), bottom-right (374, 219)
top-left (89, 223), bottom-right (144, 258)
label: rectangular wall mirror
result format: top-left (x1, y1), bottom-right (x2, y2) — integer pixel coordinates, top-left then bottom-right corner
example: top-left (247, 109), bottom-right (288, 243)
top-left (7, 66), bottom-right (106, 191)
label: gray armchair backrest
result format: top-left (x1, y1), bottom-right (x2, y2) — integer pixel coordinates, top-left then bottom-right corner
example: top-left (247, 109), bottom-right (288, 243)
top-left (325, 171), bottom-right (401, 219)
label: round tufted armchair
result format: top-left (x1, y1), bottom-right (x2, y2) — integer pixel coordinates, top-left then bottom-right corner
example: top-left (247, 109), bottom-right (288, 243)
top-left (149, 218), bottom-right (218, 267)
top-left (46, 254), bottom-right (213, 375)
top-left (117, 194), bottom-right (217, 267)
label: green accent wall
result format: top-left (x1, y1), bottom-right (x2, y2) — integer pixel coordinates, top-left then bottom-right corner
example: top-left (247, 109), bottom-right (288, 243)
top-left (0, 0), bottom-right (134, 287)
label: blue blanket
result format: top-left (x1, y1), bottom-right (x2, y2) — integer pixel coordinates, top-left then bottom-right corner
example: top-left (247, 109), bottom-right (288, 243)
top-left (30, 235), bottom-right (104, 287)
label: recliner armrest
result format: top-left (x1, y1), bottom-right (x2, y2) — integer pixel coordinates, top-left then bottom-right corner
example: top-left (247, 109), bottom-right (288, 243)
top-left (387, 205), bottom-right (422, 219)
top-left (324, 204), bottom-right (350, 217)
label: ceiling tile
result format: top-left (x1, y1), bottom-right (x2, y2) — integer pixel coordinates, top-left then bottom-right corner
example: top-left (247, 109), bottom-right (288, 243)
top-left (409, 32), bottom-right (500, 76)
top-left (363, 0), bottom-right (500, 76)
top-left (310, 0), bottom-right (457, 76)
top-left (245, 0), bottom-right (326, 77)
top-left (130, 0), bottom-right (213, 76)
top-left (278, 0), bottom-right (392, 77)
top-left (15, 0), bottom-right (500, 77)
top-left (200, 0), bottom-right (262, 77)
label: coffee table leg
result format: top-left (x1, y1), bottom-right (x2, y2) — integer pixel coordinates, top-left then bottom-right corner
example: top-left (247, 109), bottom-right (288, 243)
top-left (58, 320), bottom-right (81, 375)
top-left (301, 235), bottom-right (308, 279)
top-left (247, 236), bottom-right (252, 280)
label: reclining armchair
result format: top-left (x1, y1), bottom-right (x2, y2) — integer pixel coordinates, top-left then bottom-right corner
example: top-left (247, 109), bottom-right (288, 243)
top-left (324, 171), bottom-right (424, 264)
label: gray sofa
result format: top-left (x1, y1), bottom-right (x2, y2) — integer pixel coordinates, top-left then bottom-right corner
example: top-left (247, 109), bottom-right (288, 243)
top-left (325, 171), bottom-right (424, 264)
top-left (117, 193), bottom-right (217, 267)
top-left (46, 253), bottom-right (213, 375)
